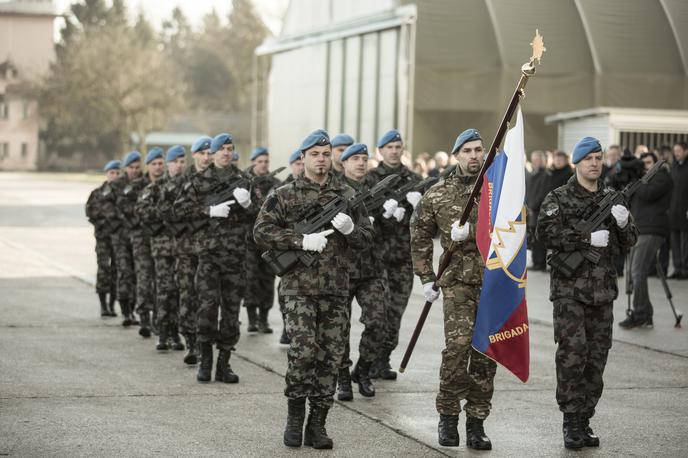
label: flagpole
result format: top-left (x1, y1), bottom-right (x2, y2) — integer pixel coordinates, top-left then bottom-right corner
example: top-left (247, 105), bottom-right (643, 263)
top-left (399, 31), bottom-right (545, 374)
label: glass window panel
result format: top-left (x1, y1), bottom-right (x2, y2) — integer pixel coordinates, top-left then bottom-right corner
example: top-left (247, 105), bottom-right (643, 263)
top-left (342, 35), bottom-right (361, 137)
top-left (377, 29), bottom-right (398, 139)
top-left (359, 33), bottom-right (378, 148)
top-left (327, 39), bottom-right (343, 134)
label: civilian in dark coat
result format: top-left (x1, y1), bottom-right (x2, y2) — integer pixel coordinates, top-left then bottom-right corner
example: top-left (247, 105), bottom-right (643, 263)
top-left (527, 151), bottom-right (549, 270)
top-left (669, 143), bottom-right (688, 279)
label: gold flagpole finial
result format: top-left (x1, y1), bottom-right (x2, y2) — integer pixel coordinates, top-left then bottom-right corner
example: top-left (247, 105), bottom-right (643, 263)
top-left (530, 29), bottom-right (546, 64)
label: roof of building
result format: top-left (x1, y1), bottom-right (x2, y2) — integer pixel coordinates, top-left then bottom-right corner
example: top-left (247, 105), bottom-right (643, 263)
top-left (0, 0), bottom-right (58, 17)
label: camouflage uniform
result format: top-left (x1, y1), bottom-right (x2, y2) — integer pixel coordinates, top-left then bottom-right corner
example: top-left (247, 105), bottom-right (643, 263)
top-left (136, 175), bottom-right (179, 330)
top-left (175, 163), bottom-right (253, 350)
top-left (537, 176), bottom-right (638, 418)
top-left (368, 162), bottom-right (422, 361)
top-left (85, 182), bottom-right (117, 297)
top-left (410, 169), bottom-right (497, 419)
top-left (253, 173), bottom-right (373, 407)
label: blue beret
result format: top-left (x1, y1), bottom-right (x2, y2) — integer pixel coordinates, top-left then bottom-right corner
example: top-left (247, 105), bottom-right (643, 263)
top-left (377, 129), bottom-right (402, 148)
top-left (250, 147), bottom-right (268, 161)
top-left (331, 134), bottom-right (355, 148)
top-left (572, 137), bottom-right (602, 164)
top-left (103, 160), bottom-right (121, 172)
top-left (191, 136), bottom-right (212, 154)
top-left (289, 149), bottom-right (302, 164)
top-left (123, 151), bottom-right (141, 167)
top-left (210, 133), bottom-right (233, 154)
top-left (145, 147), bottom-right (164, 164)
top-left (232, 151), bottom-right (239, 161)
top-left (165, 145), bottom-right (185, 162)
top-left (340, 143), bottom-right (369, 162)
top-left (299, 129), bottom-right (330, 152)
top-left (452, 128), bottom-right (482, 154)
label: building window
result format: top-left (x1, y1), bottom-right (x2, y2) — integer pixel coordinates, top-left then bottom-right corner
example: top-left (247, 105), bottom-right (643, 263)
top-left (21, 143), bottom-right (28, 159)
top-left (22, 101), bottom-right (29, 119)
top-left (0, 143), bottom-right (9, 159)
top-left (0, 95), bottom-right (8, 119)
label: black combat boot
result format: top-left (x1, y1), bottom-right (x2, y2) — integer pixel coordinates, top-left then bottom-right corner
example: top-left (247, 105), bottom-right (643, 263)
top-left (466, 416), bottom-right (492, 450)
top-left (120, 301), bottom-right (132, 327)
top-left (279, 326), bottom-right (290, 345)
top-left (169, 325), bottom-right (185, 351)
top-left (336, 368), bottom-right (353, 401)
top-left (138, 311), bottom-right (152, 338)
top-left (156, 324), bottom-right (169, 351)
top-left (247, 307), bottom-right (258, 333)
top-left (215, 349), bottom-right (239, 383)
top-left (106, 294), bottom-right (117, 316)
top-left (183, 334), bottom-right (198, 365)
top-left (98, 293), bottom-right (108, 317)
top-left (438, 414), bottom-right (460, 447)
top-left (563, 412), bottom-right (584, 450)
top-left (304, 404), bottom-right (333, 449)
top-left (580, 414), bottom-right (600, 447)
top-left (351, 361), bottom-right (375, 397)
top-left (283, 398), bottom-right (306, 447)
top-left (258, 309), bottom-right (273, 334)
top-left (197, 342), bottom-right (213, 383)
top-left (128, 311), bottom-right (139, 326)
top-left (378, 351), bottom-right (397, 380)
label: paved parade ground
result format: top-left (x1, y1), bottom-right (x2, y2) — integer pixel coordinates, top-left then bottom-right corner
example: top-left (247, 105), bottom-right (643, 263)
top-left (1, 172), bottom-right (687, 457)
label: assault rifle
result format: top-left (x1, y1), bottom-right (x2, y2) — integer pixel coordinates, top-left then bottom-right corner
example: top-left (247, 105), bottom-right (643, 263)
top-left (548, 159), bottom-right (666, 278)
top-left (364, 175), bottom-right (438, 213)
top-left (261, 174), bottom-right (400, 276)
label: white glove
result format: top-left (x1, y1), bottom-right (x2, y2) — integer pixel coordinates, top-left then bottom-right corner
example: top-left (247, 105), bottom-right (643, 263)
top-left (233, 187), bottom-right (251, 208)
top-left (423, 282), bottom-right (440, 303)
top-left (382, 199), bottom-right (399, 219)
top-left (208, 199), bottom-right (234, 218)
top-left (406, 191), bottom-right (422, 209)
top-left (368, 216), bottom-right (375, 224)
top-left (331, 212), bottom-right (354, 235)
top-left (393, 207), bottom-right (406, 222)
top-left (590, 230), bottom-right (609, 248)
top-left (611, 204), bottom-right (629, 228)
top-left (302, 229), bottom-right (334, 253)
top-left (450, 221), bottom-right (470, 242)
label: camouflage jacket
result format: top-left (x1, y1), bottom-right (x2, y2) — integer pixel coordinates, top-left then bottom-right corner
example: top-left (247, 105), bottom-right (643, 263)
top-left (169, 165), bottom-right (201, 255)
top-left (410, 169), bottom-right (483, 288)
top-left (343, 175), bottom-right (385, 280)
top-left (174, 162), bottom-right (255, 255)
top-left (253, 172), bottom-right (374, 296)
top-left (537, 175), bottom-right (638, 305)
top-left (135, 175), bottom-right (177, 256)
top-left (115, 173), bottom-right (150, 236)
top-left (85, 181), bottom-right (114, 239)
top-left (368, 162), bottom-right (422, 265)
top-left (245, 166), bottom-right (282, 246)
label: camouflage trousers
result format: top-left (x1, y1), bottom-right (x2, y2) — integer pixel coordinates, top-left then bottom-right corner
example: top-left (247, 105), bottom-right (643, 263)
top-left (243, 240), bottom-right (276, 312)
top-left (553, 298), bottom-right (613, 418)
top-left (436, 284), bottom-right (497, 419)
top-left (151, 237), bottom-right (178, 328)
top-left (95, 236), bottom-right (116, 296)
top-left (341, 276), bottom-right (389, 368)
top-left (131, 233), bottom-right (156, 315)
top-left (383, 261), bottom-right (414, 353)
top-left (176, 235), bottom-right (198, 336)
top-left (284, 295), bottom-right (349, 408)
top-left (111, 233), bottom-right (136, 305)
top-left (196, 249), bottom-right (242, 350)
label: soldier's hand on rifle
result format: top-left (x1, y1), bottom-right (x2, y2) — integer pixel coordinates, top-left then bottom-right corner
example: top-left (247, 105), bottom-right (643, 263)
top-left (406, 191), bottom-right (422, 209)
top-left (423, 283), bottom-right (440, 303)
top-left (393, 207), bottom-right (406, 222)
top-left (382, 199), bottom-right (399, 219)
top-left (368, 216), bottom-right (375, 224)
top-left (450, 221), bottom-right (470, 242)
top-left (302, 229), bottom-right (335, 253)
top-left (209, 199), bottom-right (235, 218)
top-left (331, 212), bottom-right (354, 235)
top-left (590, 229), bottom-right (609, 248)
top-left (233, 188), bottom-right (251, 208)
top-left (611, 204), bottom-right (629, 228)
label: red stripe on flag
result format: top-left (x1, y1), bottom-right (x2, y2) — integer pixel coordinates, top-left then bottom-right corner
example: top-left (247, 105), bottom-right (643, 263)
top-left (484, 298), bottom-right (530, 382)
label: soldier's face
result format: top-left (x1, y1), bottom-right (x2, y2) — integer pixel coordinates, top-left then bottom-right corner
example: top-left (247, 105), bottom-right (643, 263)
top-left (576, 151), bottom-right (603, 181)
top-left (379, 141), bottom-right (403, 167)
top-left (332, 145), bottom-right (348, 166)
top-left (105, 169), bottom-right (120, 182)
top-left (214, 143), bottom-right (234, 168)
top-left (303, 145), bottom-right (332, 177)
top-left (194, 149), bottom-right (211, 170)
top-left (147, 158), bottom-right (165, 179)
top-left (168, 157), bottom-right (185, 177)
top-left (454, 140), bottom-right (484, 175)
top-left (342, 154), bottom-right (368, 181)
top-left (126, 161), bottom-right (141, 179)
top-left (253, 155), bottom-right (269, 175)
top-left (290, 159), bottom-right (304, 177)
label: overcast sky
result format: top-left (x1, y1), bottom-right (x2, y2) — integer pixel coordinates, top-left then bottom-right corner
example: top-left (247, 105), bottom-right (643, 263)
top-left (53, 0), bottom-right (288, 35)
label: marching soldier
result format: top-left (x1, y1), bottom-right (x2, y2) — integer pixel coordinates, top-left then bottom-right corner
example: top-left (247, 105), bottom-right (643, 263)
top-left (175, 133), bottom-right (253, 384)
top-left (336, 143), bottom-right (388, 401)
top-left (244, 147), bottom-right (281, 334)
top-left (537, 137), bottom-right (638, 450)
top-left (330, 133), bottom-right (354, 178)
top-left (410, 129), bottom-right (496, 450)
top-left (85, 160), bottom-right (121, 317)
top-left (254, 130), bottom-right (372, 449)
top-left (368, 129), bottom-right (422, 379)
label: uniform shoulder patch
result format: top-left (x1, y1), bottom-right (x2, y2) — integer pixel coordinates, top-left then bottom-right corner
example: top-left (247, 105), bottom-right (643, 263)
top-left (543, 200), bottom-right (559, 217)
